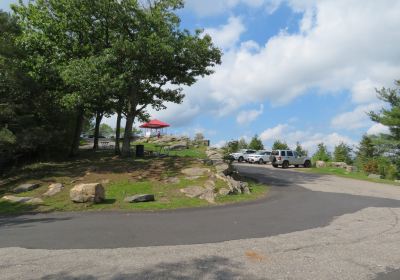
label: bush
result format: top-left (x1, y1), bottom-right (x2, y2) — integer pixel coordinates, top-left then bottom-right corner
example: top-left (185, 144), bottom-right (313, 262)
top-left (363, 159), bottom-right (379, 174)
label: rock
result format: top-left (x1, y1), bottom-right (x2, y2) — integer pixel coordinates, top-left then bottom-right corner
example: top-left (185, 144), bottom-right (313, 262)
top-left (13, 183), bottom-right (40, 193)
top-left (203, 159), bottom-right (214, 166)
top-left (169, 142), bottom-right (187, 150)
top-left (70, 183), bottom-right (105, 203)
top-left (218, 188), bottom-right (230, 196)
top-left (2, 195), bottom-right (43, 204)
top-left (180, 186), bottom-right (206, 198)
top-left (204, 180), bottom-right (216, 190)
top-left (185, 176), bottom-right (200, 180)
top-left (199, 189), bottom-right (216, 203)
top-left (368, 174), bottom-right (381, 179)
top-left (316, 161), bottom-right (326, 168)
top-left (124, 194), bottom-right (155, 203)
top-left (43, 183), bottom-right (64, 197)
top-left (164, 177), bottom-right (180, 184)
top-left (243, 186), bottom-right (251, 194)
top-left (181, 167), bottom-right (209, 177)
top-left (346, 166), bottom-right (356, 173)
top-left (215, 163), bottom-right (229, 173)
top-left (331, 162), bottom-right (347, 169)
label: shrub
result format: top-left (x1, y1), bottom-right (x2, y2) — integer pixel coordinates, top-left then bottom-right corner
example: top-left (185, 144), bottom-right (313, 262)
top-left (363, 159), bottom-right (379, 174)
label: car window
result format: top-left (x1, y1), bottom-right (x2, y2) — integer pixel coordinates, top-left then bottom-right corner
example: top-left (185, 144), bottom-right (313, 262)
top-left (272, 151), bottom-right (279, 155)
top-left (293, 151), bottom-right (298, 157)
top-left (287, 151), bottom-right (293, 157)
top-left (280, 151), bottom-right (286, 156)
top-left (248, 150), bottom-right (256, 154)
top-left (266, 152), bottom-right (271, 155)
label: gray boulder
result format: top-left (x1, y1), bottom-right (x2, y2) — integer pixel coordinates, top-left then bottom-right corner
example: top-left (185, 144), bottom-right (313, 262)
top-left (124, 194), bottom-right (155, 203)
top-left (43, 183), bottom-right (64, 197)
top-left (199, 189), bottom-right (216, 203)
top-left (368, 174), bottom-right (381, 179)
top-left (13, 183), bottom-right (40, 193)
top-left (2, 195), bottom-right (43, 204)
top-left (180, 186), bottom-right (206, 198)
top-left (204, 180), bottom-right (216, 191)
top-left (218, 188), bottom-right (230, 196)
top-left (70, 183), bottom-right (105, 203)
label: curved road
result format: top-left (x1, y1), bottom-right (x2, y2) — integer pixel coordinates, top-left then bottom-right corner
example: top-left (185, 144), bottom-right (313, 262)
top-left (0, 164), bottom-right (399, 249)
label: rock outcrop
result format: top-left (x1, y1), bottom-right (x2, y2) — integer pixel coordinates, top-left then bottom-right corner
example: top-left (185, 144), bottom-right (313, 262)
top-left (2, 195), bottom-right (43, 204)
top-left (13, 183), bottom-right (40, 193)
top-left (70, 183), bottom-right (105, 203)
top-left (43, 183), bottom-right (64, 197)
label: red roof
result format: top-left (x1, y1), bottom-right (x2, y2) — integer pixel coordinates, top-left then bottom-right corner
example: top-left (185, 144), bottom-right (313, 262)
top-left (140, 119), bottom-right (170, 129)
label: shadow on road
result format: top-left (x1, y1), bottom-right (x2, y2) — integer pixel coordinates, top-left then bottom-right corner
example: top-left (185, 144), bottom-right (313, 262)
top-left (40, 256), bottom-right (263, 280)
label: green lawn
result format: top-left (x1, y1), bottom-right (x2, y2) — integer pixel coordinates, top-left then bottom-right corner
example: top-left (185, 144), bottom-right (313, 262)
top-left (132, 142), bottom-right (207, 159)
top-left (0, 148), bottom-right (268, 214)
top-left (303, 167), bottom-right (400, 186)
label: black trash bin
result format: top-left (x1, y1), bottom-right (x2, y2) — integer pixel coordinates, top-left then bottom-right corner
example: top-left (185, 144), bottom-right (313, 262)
top-left (135, 145), bottom-right (144, 157)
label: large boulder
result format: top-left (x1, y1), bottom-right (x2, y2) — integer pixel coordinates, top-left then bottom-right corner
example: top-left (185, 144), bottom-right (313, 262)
top-left (70, 183), bottom-right (105, 203)
top-left (368, 174), bottom-right (381, 179)
top-left (215, 163), bottom-right (229, 174)
top-left (13, 183), bottom-right (40, 193)
top-left (2, 195), bottom-right (43, 204)
top-left (180, 186), bottom-right (206, 198)
top-left (204, 180), bottom-right (216, 191)
top-left (43, 183), bottom-right (64, 197)
top-left (124, 194), bottom-right (155, 203)
top-left (331, 162), bottom-right (347, 169)
top-left (199, 189), bottom-right (216, 203)
top-left (181, 167), bottom-right (209, 177)
top-left (316, 161), bottom-right (326, 168)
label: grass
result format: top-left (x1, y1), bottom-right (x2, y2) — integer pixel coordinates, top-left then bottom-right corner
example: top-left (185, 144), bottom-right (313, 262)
top-left (0, 147), bottom-right (268, 214)
top-left (303, 167), bottom-right (400, 186)
top-left (132, 142), bottom-right (207, 159)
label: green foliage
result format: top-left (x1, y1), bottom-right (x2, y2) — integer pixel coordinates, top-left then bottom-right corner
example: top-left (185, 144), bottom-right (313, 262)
top-left (295, 142), bottom-right (308, 156)
top-left (99, 124), bottom-right (114, 138)
top-left (363, 158), bottom-right (379, 174)
top-left (248, 134), bottom-right (264, 150)
top-left (312, 143), bottom-right (331, 162)
top-left (333, 142), bottom-right (353, 164)
top-left (238, 138), bottom-right (248, 149)
top-left (222, 140), bottom-right (239, 155)
top-left (272, 140), bottom-right (289, 150)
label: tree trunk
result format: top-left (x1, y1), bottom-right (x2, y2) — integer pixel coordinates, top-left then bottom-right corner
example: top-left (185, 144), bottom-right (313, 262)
top-left (114, 110), bottom-right (122, 155)
top-left (69, 107), bottom-right (85, 157)
top-left (93, 112), bottom-right (103, 150)
top-left (121, 112), bottom-right (135, 157)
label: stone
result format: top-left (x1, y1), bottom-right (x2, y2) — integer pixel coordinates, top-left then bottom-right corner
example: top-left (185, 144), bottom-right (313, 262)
top-left (181, 167), bottom-right (209, 177)
top-left (331, 162), bottom-right (347, 169)
top-left (169, 142), bottom-right (187, 150)
top-left (185, 176), bottom-right (200, 180)
top-left (218, 188), bottom-right (230, 196)
top-left (13, 183), bottom-right (40, 193)
top-left (346, 166), bottom-right (356, 173)
top-left (368, 174), bottom-right (381, 179)
top-left (180, 186), bottom-right (206, 198)
top-left (199, 189), bottom-right (216, 203)
top-left (43, 183), bottom-right (64, 197)
top-left (215, 163), bottom-right (229, 173)
top-left (204, 180), bottom-right (216, 191)
top-left (243, 186), bottom-right (251, 194)
top-left (2, 195), bottom-right (43, 204)
top-left (70, 183), bottom-right (105, 203)
top-left (164, 177), bottom-right (180, 184)
top-left (316, 161), bottom-right (326, 168)
top-left (124, 194), bottom-right (155, 203)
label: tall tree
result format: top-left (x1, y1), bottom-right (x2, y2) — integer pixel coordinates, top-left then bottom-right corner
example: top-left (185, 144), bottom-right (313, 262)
top-left (248, 134), bottom-right (264, 150)
top-left (272, 140), bottom-right (289, 150)
top-left (356, 134), bottom-right (376, 165)
top-left (333, 142), bottom-right (353, 164)
top-left (312, 143), bottom-right (331, 162)
top-left (295, 142), bottom-right (308, 156)
top-left (238, 138), bottom-right (248, 149)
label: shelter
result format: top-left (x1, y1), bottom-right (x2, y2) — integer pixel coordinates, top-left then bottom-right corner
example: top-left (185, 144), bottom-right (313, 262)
top-left (140, 119), bottom-right (170, 137)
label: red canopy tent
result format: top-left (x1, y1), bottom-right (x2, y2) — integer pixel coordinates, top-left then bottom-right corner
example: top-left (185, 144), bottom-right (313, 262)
top-left (140, 119), bottom-right (170, 137)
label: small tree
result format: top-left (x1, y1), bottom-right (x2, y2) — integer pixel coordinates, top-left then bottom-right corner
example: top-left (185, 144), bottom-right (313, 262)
top-left (333, 142), bottom-right (353, 164)
top-left (248, 134), bottom-right (264, 150)
top-left (99, 124), bottom-right (114, 138)
top-left (238, 138), bottom-right (248, 149)
top-left (222, 140), bottom-right (239, 155)
top-left (295, 142), bottom-right (308, 156)
top-left (312, 143), bottom-right (331, 162)
top-left (272, 140), bottom-right (289, 150)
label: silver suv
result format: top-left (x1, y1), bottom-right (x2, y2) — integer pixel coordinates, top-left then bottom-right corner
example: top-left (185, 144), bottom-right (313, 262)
top-left (270, 150), bottom-right (311, 168)
top-left (247, 150), bottom-right (272, 164)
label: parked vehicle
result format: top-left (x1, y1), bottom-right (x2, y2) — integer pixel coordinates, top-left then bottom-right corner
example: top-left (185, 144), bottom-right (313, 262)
top-left (247, 150), bottom-right (272, 164)
top-left (270, 150), bottom-right (311, 168)
top-left (229, 149), bottom-right (256, 162)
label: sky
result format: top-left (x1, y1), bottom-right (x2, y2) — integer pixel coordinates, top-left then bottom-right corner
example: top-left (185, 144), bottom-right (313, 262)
top-left (2, 0), bottom-right (399, 153)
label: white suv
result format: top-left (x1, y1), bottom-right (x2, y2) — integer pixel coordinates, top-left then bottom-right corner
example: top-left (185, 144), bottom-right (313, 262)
top-left (247, 150), bottom-right (272, 164)
top-left (270, 150), bottom-right (311, 168)
top-left (230, 149), bottom-right (256, 162)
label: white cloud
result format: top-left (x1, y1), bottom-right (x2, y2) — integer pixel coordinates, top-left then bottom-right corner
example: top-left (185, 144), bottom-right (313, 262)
top-left (331, 103), bottom-right (382, 130)
top-left (185, 0), bottom-right (267, 17)
top-left (260, 124), bottom-right (288, 141)
top-left (367, 123), bottom-right (389, 136)
top-left (351, 79), bottom-right (381, 104)
top-left (236, 104), bottom-right (264, 125)
top-left (205, 16), bottom-right (246, 49)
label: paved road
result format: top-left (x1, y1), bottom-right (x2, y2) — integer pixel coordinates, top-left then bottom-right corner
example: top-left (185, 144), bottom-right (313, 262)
top-left (0, 165), bottom-right (399, 249)
top-left (1, 164), bottom-right (400, 279)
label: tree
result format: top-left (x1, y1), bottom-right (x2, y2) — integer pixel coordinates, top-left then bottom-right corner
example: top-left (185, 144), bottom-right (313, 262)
top-left (312, 143), bottom-right (331, 162)
top-left (295, 142), bottom-right (308, 156)
top-left (222, 140), bottom-right (239, 155)
top-left (248, 135), bottom-right (264, 150)
top-left (238, 138), bottom-right (248, 149)
top-left (369, 80), bottom-right (400, 171)
top-left (333, 142), bottom-right (353, 164)
top-left (356, 135), bottom-right (376, 166)
top-left (99, 123), bottom-right (114, 138)
top-left (272, 140), bottom-right (289, 150)
top-left (113, 0), bottom-right (221, 156)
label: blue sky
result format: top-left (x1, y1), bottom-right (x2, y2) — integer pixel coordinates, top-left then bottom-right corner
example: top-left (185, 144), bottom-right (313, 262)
top-left (2, 0), bottom-right (399, 153)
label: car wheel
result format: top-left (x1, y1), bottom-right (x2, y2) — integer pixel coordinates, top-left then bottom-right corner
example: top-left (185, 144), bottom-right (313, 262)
top-left (282, 161), bottom-right (289, 169)
top-left (238, 156), bottom-right (244, 163)
top-left (304, 160), bottom-right (311, 168)
top-left (258, 159), bottom-right (264, 164)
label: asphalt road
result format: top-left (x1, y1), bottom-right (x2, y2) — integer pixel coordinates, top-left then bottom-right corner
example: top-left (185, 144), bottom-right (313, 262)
top-left (0, 164), bottom-right (399, 249)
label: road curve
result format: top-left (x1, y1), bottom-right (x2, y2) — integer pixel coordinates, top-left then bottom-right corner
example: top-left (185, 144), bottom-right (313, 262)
top-left (0, 165), bottom-right (399, 249)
